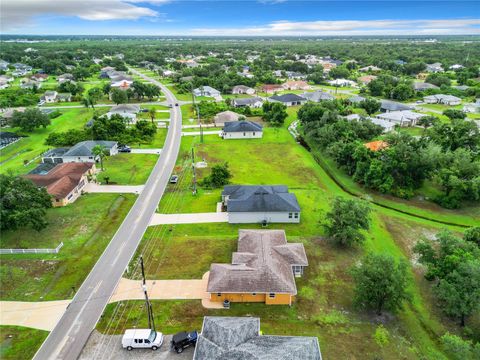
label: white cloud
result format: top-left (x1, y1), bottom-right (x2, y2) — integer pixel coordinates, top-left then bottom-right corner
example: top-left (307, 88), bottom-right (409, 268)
top-left (193, 18), bottom-right (480, 36)
top-left (1, 0), bottom-right (168, 32)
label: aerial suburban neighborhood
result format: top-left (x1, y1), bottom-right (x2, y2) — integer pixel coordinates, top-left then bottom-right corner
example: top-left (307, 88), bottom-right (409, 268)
top-left (0, 1), bottom-right (479, 360)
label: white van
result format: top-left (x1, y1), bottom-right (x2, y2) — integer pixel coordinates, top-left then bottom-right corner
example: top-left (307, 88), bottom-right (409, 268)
top-left (122, 329), bottom-right (164, 350)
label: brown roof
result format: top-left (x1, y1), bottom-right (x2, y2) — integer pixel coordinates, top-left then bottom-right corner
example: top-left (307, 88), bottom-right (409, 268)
top-left (25, 162), bottom-right (94, 198)
top-left (261, 84), bottom-right (283, 92)
top-left (364, 140), bottom-right (388, 152)
top-left (207, 230), bottom-right (308, 295)
top-left (357, 75), bottom-right (377, 84)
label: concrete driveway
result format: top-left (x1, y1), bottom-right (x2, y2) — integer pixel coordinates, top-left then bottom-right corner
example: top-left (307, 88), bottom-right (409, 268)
top-left (130, 148), bottom-right (162, 155)
top-left (0, 300), bottom-right (70, 331)
top-left (83, 184), bottom-right (144, 194)
top-left (149, 212), bottom-right (228, 225)
top-left (181, 130), bottom-right (221, 137)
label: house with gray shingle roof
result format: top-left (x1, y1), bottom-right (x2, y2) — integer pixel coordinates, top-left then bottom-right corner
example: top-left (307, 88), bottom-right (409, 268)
top-left (206, 230), bottom-right (308, 305)
top-left (268, 93), bottom-right (306, 107)
top-left (232, 97), bottom-right (263, 108)
top-left (42, 140), bottom-right (118, 164)
top-left (222, 185), bottom-right (300, 224)
top-left (222, 120), bottom-right (263, 139)
top-left (301, 91), bottom-right (334, 102)
top-left (193, 316), bottom-right (322, 360)
top-left (380, 100), bottom-right (412, 113)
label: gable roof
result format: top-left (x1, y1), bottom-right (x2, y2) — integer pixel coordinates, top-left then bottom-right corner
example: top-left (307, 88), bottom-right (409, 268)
top-left (25, 162), bottom-right (94, 198)
top-left (364, 140), bottom-right (389, 152)
top-left (109, 104), bottom-right (140, 114)
top-left (269, 93), bottom-right (306, 103)
top-left (223, 120), bottom-right (262, 133)
top-left (194, 316), bottom-right (322, 360)
top-left (223, 185), bottom-right (300, 212)
top-left (214, 111), bottom-right (242, 123)
top-left (56, 140), bottom-right (117, 157)
top-left (207, 230), bottom-right (308, 295)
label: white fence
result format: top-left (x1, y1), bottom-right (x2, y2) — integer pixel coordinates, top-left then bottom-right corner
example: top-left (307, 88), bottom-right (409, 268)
top-left (0, 242), bottom-right (64, 255)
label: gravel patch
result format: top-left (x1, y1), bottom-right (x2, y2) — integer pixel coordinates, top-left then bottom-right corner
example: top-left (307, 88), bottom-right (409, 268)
top-left (79, 331), bottom-right (194, 360)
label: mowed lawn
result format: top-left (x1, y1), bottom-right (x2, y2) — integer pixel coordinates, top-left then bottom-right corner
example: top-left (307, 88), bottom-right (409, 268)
top-left (0, 193), bottom-right (136, 301)
top-left (99, 153), bottom-right (158, 185)
top-left (0, 108), bottom-right (93, 175)
top-left (0, 326), bottom-right (48, 360)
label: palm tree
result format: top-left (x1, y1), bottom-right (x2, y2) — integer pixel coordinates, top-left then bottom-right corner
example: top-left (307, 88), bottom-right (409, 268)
top-left (92, 145), bottom-right (106, 171)
top-left (148, 107), bottom-right (156, 124)
top-left (82, 96), bottom-right (91, 109)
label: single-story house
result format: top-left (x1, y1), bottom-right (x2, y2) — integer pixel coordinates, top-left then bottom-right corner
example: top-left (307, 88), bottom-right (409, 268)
top-left (449, 64), bottom-right (464, 70)
top-left (301, 91), bottom-right (334, 102)
top-left (423, 94), bottom-right (461, 106)
top-left (453, 85), bottom-right (469, 91)
top-left (285, 71), bottom-right (307, 80)
top-left (463, 99), bottom-right (480, 113)
top-left (357, 75), bottom-right (377, 85)
top-left (57, 93), bottom-right (72, 102)
top-left (232, 97), bottom-right (263, 108)
top-left (426, 63), bottom-right (444, 73)
top-left (106, 104), bottom-right (140, 122)
top-left (376, 110), bottom-right (424, 127)
top-left (0, 132), bottom-right (21, 148)
top-left (282, 80), bottom-right (310, 91)
top-left (25, 162), bottom-right (95, 207)
top-left (327, 79), bottom-right (357, 87)
top-left (42, 140), bottom-right (118, 164)
top-left (0, 60), bottom-right (8, 71)
top-left (359, 65), bottom-right (381, 72)
top-left (43, 91), bottom-right (58, 103)
top-left (0, 75), bottom-right (14, 83)
top-left (232, 85), bottom-right (255, 95)
top-left (58, 73), bottom-right (74, 83)
top-left (111, 75), bottom-right (133, 89)
top-left (193, 316), bottom-right (322, 360)
top-left (0, 81), bottom-right (9, 90)
top-left (269, 93), bottom-right (307, 107)
top-left (380, 100), bottom-right (412, 113)
top-left (344, 115), bottom-right (395, 133)
top-left (207, 229), bottom-right (308, 305)
top-left (413, 82), bottom-right (439, 91)
top-left (260, 84), bottom-right (283, 94)
top-left (348, 95), bottom-right (366, 104)
top-left (222, 120), bottom-right (263, 139)
top-left (31, 73), bottom-right (48, 82)
top-left (193, 86), bottom-right (221, 98)
top-left (222, 185), bottom-right (300, 224)
top-left (20, 79), bottom-right (41, 89)
top-left (213, 110), bottom-right (242, 124)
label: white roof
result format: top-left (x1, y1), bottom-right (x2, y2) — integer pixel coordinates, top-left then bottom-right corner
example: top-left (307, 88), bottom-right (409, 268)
top-left (123, 329), bottom-right (153, 339)
top-left (377, 110), bottom-right (424, 122)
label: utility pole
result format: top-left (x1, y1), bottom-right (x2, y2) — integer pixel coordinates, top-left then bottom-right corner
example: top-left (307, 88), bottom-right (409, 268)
top-left (140, 256), bottom-right (155, 331)
top-left (191, 148), bottom-right (197, 195)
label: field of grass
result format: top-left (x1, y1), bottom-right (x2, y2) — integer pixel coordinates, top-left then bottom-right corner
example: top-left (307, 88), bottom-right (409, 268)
top-left (98, 153), bottom-right (158, 185)
top-left (0, 193), bottom-right (136, 301)
top-left (0, 326), bottom-right (48, 360)
top-left (0, 108), bottom-right (93, 175)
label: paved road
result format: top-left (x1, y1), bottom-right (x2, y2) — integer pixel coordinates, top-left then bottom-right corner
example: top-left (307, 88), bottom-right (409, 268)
top-left (33, 68), bottom-right (183, 360)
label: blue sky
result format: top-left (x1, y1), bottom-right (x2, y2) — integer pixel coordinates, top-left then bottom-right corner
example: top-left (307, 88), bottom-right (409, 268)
top-left (2, 1), bottom-right (480, 35)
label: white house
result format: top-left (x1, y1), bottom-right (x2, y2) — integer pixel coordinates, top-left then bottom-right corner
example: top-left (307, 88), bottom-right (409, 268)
top-left (43, 91), bottom-right (58, 103)
top-left (106, 104), bottom-right (140, 122)
top-left (222, 120), bottom-right (263, 139)
top-left (193, 86), bottom-right (221, 98)
top-left (376, 110), bottom-right (424, 127)
top-left (222, 185), bottom-right (301, 224)
top-left (42, 140), bottom-right (118, 164)
top-left (232, 85), bottom-right (255, 95)
top-left (449, 64), bottom-right (464, 70)
top-left (423, 94), bottom-right (461, 106)
top-left (345, 114), bottom-right (396, 133)
top-left (426, 63), bottom-right (444, 73)
top-left (327, 79), bottom-right (357, 87)
top-left (232, 97), bottom-right (263, 108)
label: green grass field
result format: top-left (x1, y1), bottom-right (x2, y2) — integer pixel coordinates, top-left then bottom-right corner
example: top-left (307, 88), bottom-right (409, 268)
top-left (99, 153), bottom-right (158, 185)
top-left (0, 326), bottom-right (48, 360)
top-left (0, 193), bottom-right (136, 301)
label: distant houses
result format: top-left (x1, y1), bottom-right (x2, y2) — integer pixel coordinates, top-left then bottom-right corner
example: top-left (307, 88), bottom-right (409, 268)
top-left (301, 91), bottom-right (334, 102)
top-left (42, 140), bottom-right (118, 164)
top-left (376, 110), bottom-right (424, 127)
top-left (357, 75), bottom-right (377, 85)
top-left (260, 84), bottom-right (283, 94)
top-left (221, 120), bottom-right (263, 139)
top-left (269, 93), bottom-right (307, 107)
top-left (380, 100), bottom-right (412, 113)
top-left (413, 82), bottom-right (439, 91)
top-left (25, 162), bottom-right (95, 207)
top-left (426, 63), bottom-right (444, 73)
top-left (282, 80), bottom-right (310, 91)
top-left (222, 185), bottom-right (300, 224)
top-left (327, 79), bottom-right (357, 87)
top-left (106, 104), bottom-right (140, 122)
top-left (207, 229), bottom-right (308, 305)
top-left (193, 316), bottom-right (322, 359)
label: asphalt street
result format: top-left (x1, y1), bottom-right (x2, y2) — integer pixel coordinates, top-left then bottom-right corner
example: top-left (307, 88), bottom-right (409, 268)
top-left (33, 68), bottom-right (182, 360)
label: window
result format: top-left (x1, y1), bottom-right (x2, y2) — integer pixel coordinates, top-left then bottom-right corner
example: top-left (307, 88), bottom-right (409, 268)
top-left (288, 213), bottom-right (293, 219)
top-left (294, 213), bottom-right (299, 219)
top-left (89, 156), bottom-right (93, 159)
top-left (67, 193), bottom-right (73, 200)
top-left (269, 293), bottom-right (275, 298)
top-left (253, 132), bottom-right (255, 136)
top-left (217, 293), bottom-right (222, 297)
top-left (144, 339), bottom-right (150, 344)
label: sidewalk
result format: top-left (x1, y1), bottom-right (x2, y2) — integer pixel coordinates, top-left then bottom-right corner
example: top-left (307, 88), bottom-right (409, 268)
top-left (149, 212), bottom-right (228, 225)
top-left (83, 183), bottom-right (144, 194)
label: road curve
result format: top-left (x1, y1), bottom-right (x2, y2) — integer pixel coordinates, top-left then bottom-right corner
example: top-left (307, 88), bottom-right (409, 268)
top-left (33, 69), bottom-right (182, 360)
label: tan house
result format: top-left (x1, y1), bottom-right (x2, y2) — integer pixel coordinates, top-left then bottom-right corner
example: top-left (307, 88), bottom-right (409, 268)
top-left (207, 229), bottom-right (308, 305)
top-left (260, 84), bottom-right (283, 94)
top-left (25, 162), bottom-right (95, 207)
top-left (282, 80), bottom-right (310, 91)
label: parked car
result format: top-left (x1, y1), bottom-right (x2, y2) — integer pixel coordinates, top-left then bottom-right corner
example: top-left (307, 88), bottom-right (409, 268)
top-left (122, 329), bottom-right (164, 351)
top-left (168, 104), bottom-right (173, 108)
top-left (140, 108), bottom-right (149, 113)
top-left (169, 175), bottom-right (178, 184)
top-left (175, 103), bottom-right (179, 106)
top-left (170, 331), bottom-right (198, 353)
top-left (118, 145), bottom-right (131, 153)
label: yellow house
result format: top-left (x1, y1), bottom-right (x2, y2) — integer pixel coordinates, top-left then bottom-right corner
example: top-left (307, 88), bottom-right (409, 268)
top-left (207, 229), bottom-right (308, 305)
